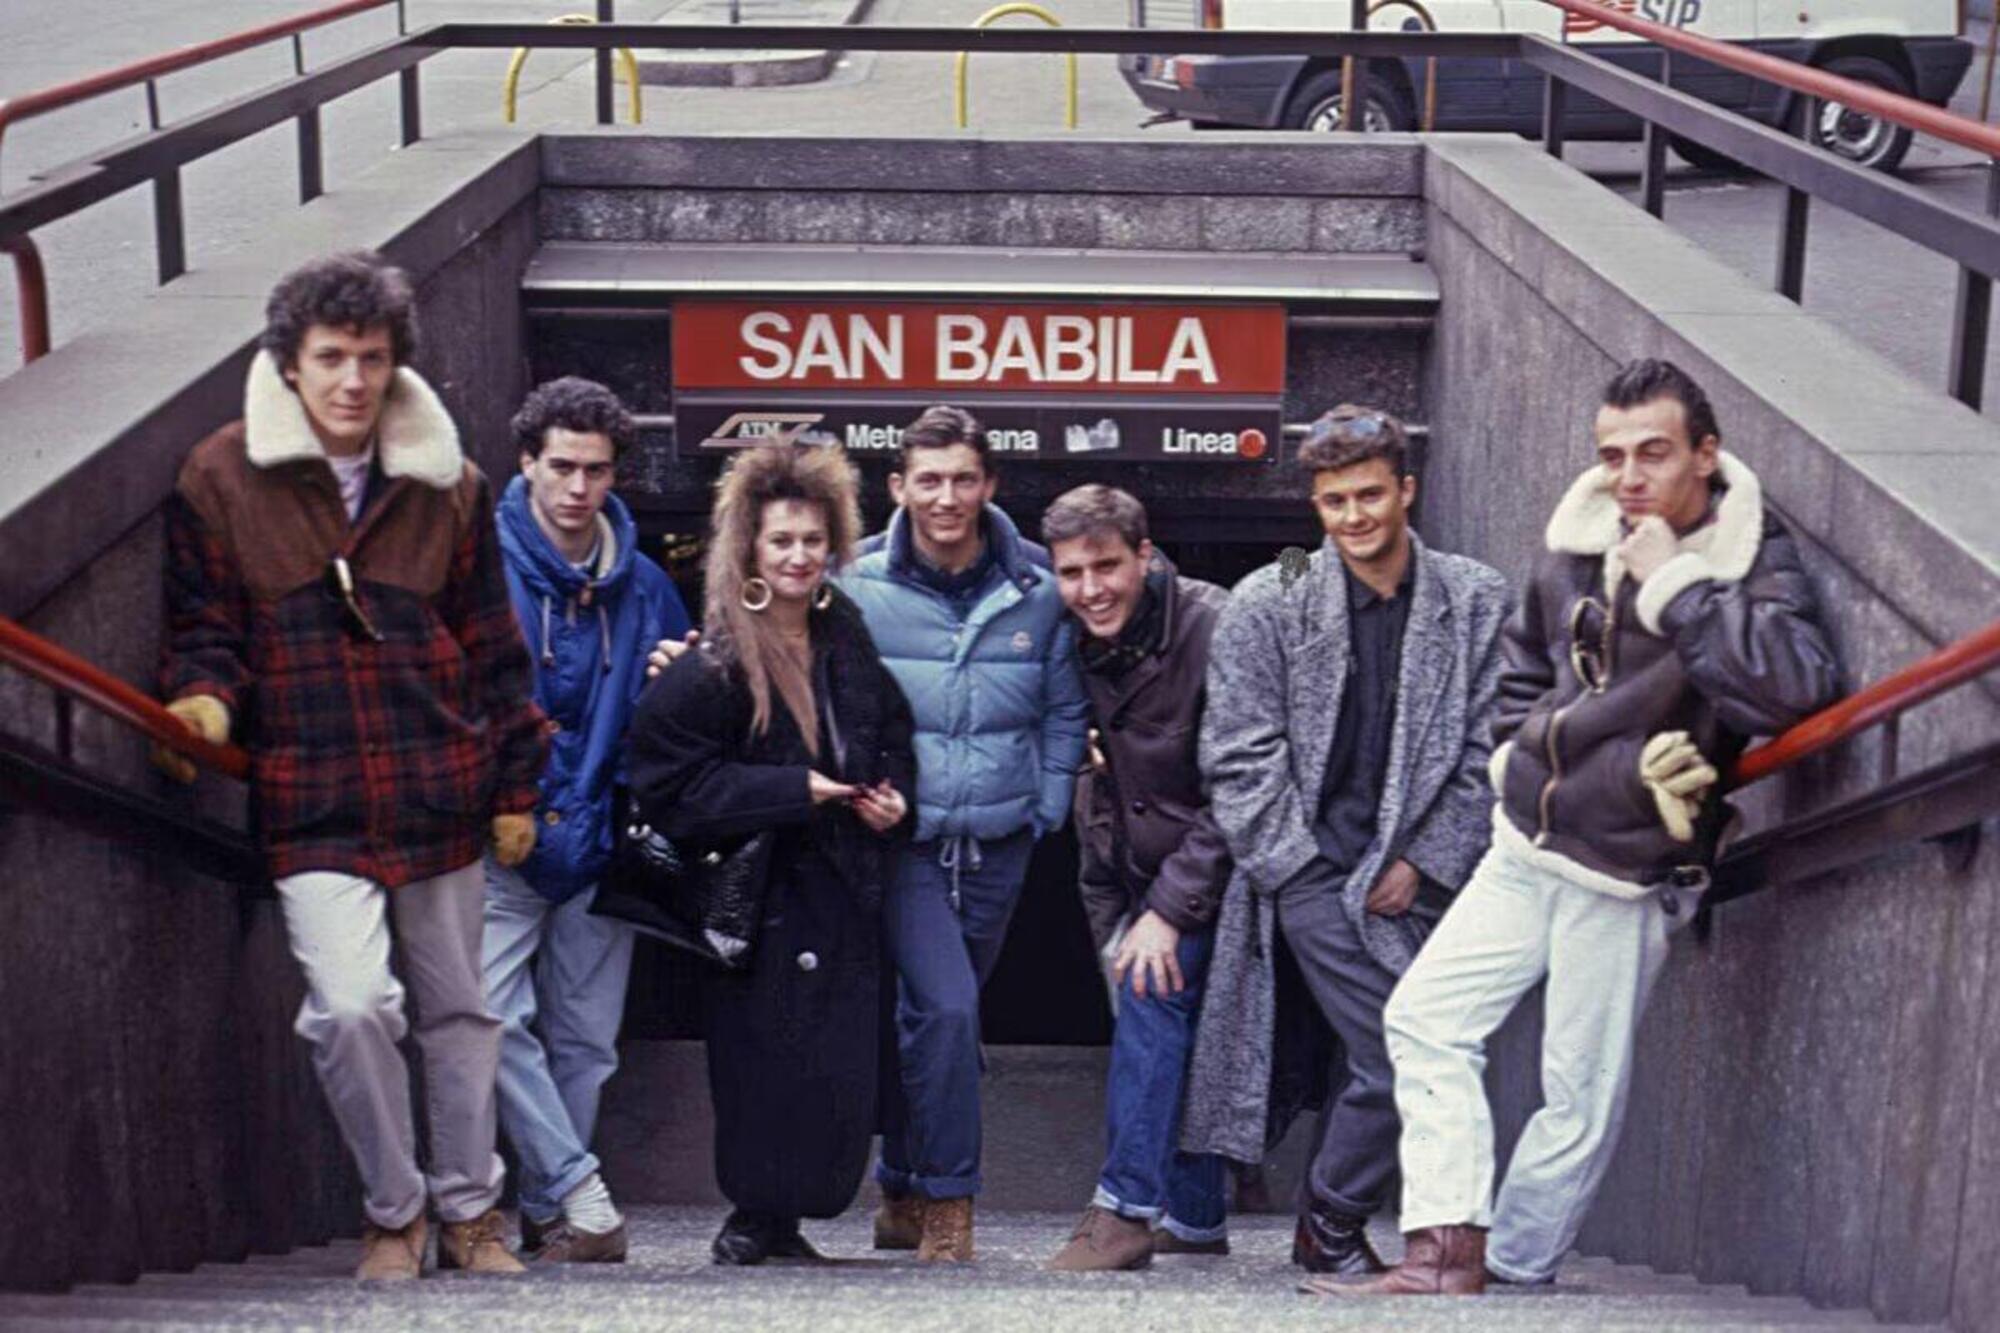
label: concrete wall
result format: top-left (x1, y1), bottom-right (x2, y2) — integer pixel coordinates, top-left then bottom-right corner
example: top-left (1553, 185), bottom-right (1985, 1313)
top-left (1421, 132), bottom-right (2000, 1330)
top-left (0, 130), bottom-right (537, 1291)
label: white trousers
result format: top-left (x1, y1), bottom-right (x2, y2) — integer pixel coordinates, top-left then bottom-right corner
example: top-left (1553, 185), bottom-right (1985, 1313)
top-left (274, 861), bottom-right (506, 1228)
top-left (1383, 833), bottom-right (1671, 1282)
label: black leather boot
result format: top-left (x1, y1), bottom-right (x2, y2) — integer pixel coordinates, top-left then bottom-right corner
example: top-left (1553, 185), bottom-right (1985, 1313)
top-left (1292, 1202), bottom-right (1389, 1276)
top-left (711, 1210), bottom-right (777, 1265)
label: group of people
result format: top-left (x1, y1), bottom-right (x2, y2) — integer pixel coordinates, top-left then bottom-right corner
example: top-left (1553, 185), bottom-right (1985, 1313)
top-left (155, 249), bottom-right (1841, 1296)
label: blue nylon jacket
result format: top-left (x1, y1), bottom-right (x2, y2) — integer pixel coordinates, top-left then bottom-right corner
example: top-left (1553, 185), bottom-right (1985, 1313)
top-left (840, 504), bottom-right (1087, 843)
top-left (497, 476), bottom-right (690, 902)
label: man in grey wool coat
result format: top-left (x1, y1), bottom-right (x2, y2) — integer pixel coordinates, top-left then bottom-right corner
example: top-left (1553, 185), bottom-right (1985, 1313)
top-left (1180, 405), bottom-right (1510, 1283)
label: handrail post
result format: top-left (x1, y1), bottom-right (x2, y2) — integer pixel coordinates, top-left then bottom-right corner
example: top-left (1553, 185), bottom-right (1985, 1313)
top-left (596, 0), bottom-right (615, 127)
top-left (297, 107), bottom-right (324, 202)
top-left (398, 64), bottom-right (421, 145)
top-left (1639, 49), bottom-right (1670, 217)
top-left (1775, 92), bottom-right (1810, 301)
top-left (1949, 159), bottom-right (1999, 409)
top-left (1, 234), bottom-right (50, 362)
top-left (1542, 73), bottom-right (1567, 157)
top-left (153, 170), bottom-right (186, 284)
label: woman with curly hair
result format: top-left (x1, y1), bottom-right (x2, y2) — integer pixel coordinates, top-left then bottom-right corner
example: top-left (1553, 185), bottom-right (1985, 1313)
top-left (627, 443), bottom-right (916, 1264)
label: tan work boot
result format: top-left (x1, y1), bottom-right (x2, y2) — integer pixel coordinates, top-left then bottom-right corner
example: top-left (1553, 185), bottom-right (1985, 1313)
top-left (529, 1220), bottom-right (629, 1264)
top-left (1048, 1206), bottom-right (1153, 1272)
top-left (356, 1214), bottom-right (426, 1282)
top-left (916, 1196), bottom-right (974, 1263)
top-left (873, 1192), bottom-right (923, 1251)
top-left (1302, 1225), bottom-right (1487, 1296)
top-left (437, 1208), bottom-right (527, 1275)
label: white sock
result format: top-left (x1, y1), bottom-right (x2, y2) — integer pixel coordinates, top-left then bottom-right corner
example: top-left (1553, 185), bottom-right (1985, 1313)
top-left (562, 1173), bottom-right (623, 1235)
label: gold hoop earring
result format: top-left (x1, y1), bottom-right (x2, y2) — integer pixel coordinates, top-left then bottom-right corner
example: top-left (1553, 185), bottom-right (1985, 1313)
top-left (740, 577), bottom-right (773, 613)
top-left (812, 582), bottom-right (835, 611)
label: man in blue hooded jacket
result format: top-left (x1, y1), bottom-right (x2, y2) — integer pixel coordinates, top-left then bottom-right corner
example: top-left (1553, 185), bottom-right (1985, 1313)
top-left (841, 405), bottom-right (1090, 1261)
top-left (483, 377), bottom-right (689, 1263)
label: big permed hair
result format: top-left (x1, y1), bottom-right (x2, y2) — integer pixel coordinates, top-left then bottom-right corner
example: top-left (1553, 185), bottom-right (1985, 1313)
top-left (899, 404), bottom-right (988, 470)
top-left (1041, 484), bottom-right (1148, 553)
top-left (512, 377), bottom-right (637, 459)
top-left (1602, 358), bottom-right (1720, 447)
top-left (1295, 404), bottom-right (1409, 478)
top-left (260, 251), bottom-right (418, 369)
top-left (705, 444), bottom-right (864, 748)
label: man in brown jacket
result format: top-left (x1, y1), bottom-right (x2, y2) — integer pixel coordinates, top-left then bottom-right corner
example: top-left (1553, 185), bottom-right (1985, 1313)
top-left (1039, 485), bottom-right (1234, 1272)
top-left (157, 252), bottom-right (549, 1281)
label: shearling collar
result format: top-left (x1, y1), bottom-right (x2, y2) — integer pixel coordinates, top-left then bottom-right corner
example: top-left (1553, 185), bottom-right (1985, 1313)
top-left (1543, 449), bottom-right (1764, 634)
top-left (242, 350), bottom-right (463, 489)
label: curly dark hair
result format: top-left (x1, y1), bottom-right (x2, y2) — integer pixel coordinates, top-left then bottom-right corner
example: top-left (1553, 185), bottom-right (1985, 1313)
top-left (260, 251), bottom-right (418, 369)
top-left (1602, 358), bottom-right (1720, 447)
top-left (511, 376), bottom-right (637, 459)
top-left (1296, 404), bottom-right (1409, 478)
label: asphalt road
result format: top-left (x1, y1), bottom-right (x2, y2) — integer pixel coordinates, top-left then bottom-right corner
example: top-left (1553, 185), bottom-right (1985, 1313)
top-left (0, 0), bottom-right (1994, 411)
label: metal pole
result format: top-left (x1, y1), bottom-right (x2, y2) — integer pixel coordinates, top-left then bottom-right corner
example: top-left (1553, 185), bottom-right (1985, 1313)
top-left (144, 79), bottom-right (161, 130)
top-left (297, 107), bottom-right (323, 202)
top-left (1776, 96), bottom-right (1810, 301)
top-left (152, 169), bottom-right (185, 283)
top-left (398, 65), bottom-right (420, 145)
top-left (1982, 6), bottom-right (1999, 123)
top-left (1542, 75), bottom-right (1567, 157)
top-left (1640, 50), bottom-right (1670, 217)
top-left (1948, 159), bottom-right (2000, 409)
top-left (1342, 0), bottom-right (1366, 132)
top-left (596, 0), bottom-right (615, 127)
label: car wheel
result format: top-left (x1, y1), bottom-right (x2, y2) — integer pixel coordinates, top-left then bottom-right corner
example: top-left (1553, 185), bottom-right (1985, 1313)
top-left (1668, 134), bottom-right (1743, 174)
top-left (1283, 69), bottom-right (1415, 133)
top-left (1806, 54), bottom-right (1915, 173)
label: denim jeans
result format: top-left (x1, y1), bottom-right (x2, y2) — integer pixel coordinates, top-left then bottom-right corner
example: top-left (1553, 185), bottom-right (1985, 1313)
top-left (875, 830), bottom-right (1036, 1201)
top-left (1092, 924), bottom-right (1228, 1241)
top-left (482, 861), bottom-right (635, 1223)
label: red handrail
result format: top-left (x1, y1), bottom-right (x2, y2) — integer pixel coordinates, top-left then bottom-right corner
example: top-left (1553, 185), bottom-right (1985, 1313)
top-left (0, 0), bottom-right (398, 157)
top-left (1533, 0), bottom-right (2000, 160)
top-left (0, 616), bottom-right (250, 780)
top-left (1729, 617), bottom-right (2000, 789)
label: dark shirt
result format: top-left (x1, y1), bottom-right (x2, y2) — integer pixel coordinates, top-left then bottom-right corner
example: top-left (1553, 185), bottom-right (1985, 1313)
top-left (1312, 559), bottom-right (1414, 874)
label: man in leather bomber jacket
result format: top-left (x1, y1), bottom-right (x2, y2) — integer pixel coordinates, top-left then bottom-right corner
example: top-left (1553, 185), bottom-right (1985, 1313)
top-left (1329, 360), bottom-right (1840, 1300)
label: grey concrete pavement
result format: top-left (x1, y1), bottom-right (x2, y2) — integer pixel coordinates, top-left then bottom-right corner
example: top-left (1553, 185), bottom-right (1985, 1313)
top-left (0, 1207), bottom-right (1899, 1329)
top-left (635, 0), bottom-right (874, 87)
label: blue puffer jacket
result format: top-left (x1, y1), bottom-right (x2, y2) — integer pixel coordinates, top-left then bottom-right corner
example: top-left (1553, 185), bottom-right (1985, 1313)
top-left (497, 477), bottom-right (690, 902)
top-left (841, 505), bottom-right (1088, 843)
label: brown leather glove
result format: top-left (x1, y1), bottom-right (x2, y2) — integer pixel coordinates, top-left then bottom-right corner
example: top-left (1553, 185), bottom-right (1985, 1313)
top-left (491, 813), bottom-right (537, 868)
top-left (153, 695), bottom-right (231, 784)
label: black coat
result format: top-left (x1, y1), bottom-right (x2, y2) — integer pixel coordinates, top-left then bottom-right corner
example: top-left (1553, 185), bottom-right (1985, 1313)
top-left (627, 589), bottom-right (915, 1218)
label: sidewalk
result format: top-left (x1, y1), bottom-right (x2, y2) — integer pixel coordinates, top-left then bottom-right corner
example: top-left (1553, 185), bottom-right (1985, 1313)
top-left (635, 0), bottom-right (873, 87)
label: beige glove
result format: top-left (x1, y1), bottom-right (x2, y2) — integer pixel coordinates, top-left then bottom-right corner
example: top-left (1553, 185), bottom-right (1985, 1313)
top-left (492, 813), bottom-right (538, 867)
top-left (153, 695), bottom-right (231, 784)
top-left (1640, 730), bottom-right (1718, 844)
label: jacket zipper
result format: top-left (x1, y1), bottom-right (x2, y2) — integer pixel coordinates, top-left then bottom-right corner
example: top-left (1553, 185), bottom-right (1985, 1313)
top-left (1536, 595), bottom-right (1618, 845)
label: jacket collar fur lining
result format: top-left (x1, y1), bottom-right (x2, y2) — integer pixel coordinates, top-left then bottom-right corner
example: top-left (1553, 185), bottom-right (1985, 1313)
top-left (243, 350), bottom-right (463, 489)
top-left (1543, 449), bottom-right (1764, 636)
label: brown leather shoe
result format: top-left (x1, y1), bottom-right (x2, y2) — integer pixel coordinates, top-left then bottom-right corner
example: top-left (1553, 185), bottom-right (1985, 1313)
top-left (873, 1192), bottom-right (923, 1251)
top-left (528, 1220), bottom-right (628, 1264)
top-left (1048, 1206), bottom-right (1154, 1272)
top-left (1301, 1225), bottom-right (1487, 1297)
top-left (916, 1196), bottom-right (974, 1263)
top-left (437, 1208), bottom-right (527, 1275)
top-left (356, 1214), bottom-right (426, 1282)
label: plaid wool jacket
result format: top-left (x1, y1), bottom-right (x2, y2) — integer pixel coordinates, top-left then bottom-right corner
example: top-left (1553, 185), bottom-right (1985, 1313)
top-left (160, 353), bottom-right (548, 887)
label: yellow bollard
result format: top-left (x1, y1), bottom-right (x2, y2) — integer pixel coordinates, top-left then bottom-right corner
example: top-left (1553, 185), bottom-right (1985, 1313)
top-left (956, 3), bottom-right (1077, 131)
top-left (504, 14), bottom-right (644, 125)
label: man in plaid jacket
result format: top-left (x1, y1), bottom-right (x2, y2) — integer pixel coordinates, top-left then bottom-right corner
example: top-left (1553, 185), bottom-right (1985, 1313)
top-left (157, 252), bottom-right (549, 1281)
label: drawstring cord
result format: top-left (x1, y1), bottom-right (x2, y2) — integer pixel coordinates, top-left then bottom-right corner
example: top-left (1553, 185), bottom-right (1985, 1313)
top-left (538, 595), bottom-right (555, 668)
top-left (936, 835), bottom-right (983, 914)
top-left (597, 601), bottom-right (612, 675)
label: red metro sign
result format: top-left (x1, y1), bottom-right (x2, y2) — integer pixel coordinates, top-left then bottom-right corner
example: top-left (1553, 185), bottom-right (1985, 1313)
top-left (671, 300), bottom-right (1287, 464)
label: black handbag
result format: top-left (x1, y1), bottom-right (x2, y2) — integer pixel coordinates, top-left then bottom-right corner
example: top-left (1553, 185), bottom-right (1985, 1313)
top-left (592, 795), bottom-right (774, 969)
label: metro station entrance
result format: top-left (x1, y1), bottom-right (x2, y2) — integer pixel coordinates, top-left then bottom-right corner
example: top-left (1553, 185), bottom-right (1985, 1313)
top-left (526, 245), bottom-right (1435, 1044)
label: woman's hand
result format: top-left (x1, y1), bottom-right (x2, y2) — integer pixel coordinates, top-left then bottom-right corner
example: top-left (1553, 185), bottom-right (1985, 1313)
top-left (850, 779), bottom-right (908, 834)
top-left (808, 770), bottom-right (859, 805)
top-left (647, 630), bottom-right (700, 679)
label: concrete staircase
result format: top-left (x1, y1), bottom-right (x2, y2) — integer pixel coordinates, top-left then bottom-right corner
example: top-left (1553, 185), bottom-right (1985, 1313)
top-left (0, 1208), bottom-right (1914, 1331)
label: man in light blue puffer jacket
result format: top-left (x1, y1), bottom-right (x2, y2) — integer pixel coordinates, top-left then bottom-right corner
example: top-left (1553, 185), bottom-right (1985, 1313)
top-left (840, 405), bottom-right (1089, 1261)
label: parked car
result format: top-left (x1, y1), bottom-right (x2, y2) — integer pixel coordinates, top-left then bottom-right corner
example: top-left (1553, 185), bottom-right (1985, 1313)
top-left (1120, 0), bottom-right (1975, 172)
